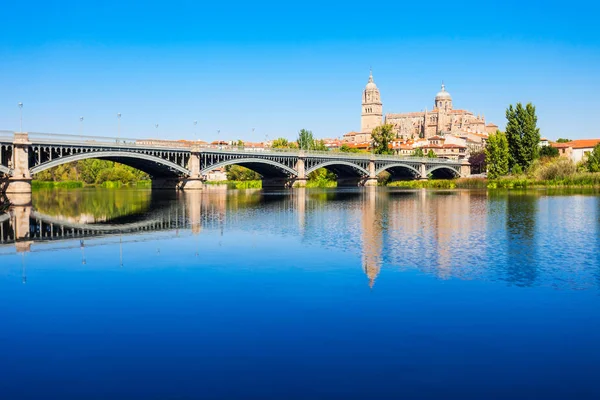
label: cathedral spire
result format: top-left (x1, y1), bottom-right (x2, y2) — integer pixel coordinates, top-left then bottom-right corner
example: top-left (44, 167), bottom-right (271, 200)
top-left (368, 67), bottom-right (373, 83)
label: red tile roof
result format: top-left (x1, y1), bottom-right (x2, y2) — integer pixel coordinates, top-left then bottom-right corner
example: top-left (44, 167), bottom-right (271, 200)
top-left (567, 139), bottom-right (600, 149)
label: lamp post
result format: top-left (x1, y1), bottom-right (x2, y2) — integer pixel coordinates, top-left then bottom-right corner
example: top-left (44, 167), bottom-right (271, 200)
top-left (117, 113), bottom-right (121, 140)
top-left (79, 116), bottom-right (84, 135)
top-left (217, 130), bottom-right (220, 149)
top-left (194, 120), bottom-right (198, 141)
top-left (18, 102), bottom-right (23, 133)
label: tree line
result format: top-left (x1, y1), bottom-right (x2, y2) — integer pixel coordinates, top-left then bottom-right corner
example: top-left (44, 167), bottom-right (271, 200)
top-left (34, 159), bottom-right (150, 185)
top-left (485, 102), bottom-right (600, 179)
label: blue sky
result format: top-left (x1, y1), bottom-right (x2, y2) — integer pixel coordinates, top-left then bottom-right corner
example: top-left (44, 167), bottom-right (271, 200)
top-left (1, 1), bottom-right (599, 141)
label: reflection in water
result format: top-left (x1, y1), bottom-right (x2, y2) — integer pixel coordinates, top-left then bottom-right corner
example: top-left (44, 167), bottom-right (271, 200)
top-left (33, 188), bottom-right (153, 222)
top-left (1, 187), bottom-right (600, 291)
top-left (505, 192), bottom-right (538, 287)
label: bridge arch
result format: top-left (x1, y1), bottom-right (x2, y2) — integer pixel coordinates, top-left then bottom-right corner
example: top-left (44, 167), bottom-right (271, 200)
top-left (201, 158), bottom-right (298, 178)
top-left (375, 163), bottom-right (422, 179)
top-left (427, 165), bottom-right (460, 179)
top-left (306, 161), bottom-right (369, 177)
top-left (30, 151), bottom-right (190, 177)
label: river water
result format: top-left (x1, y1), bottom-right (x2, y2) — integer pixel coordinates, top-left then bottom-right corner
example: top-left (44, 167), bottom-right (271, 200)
top-left (1, 187), bottom-right (600, 399)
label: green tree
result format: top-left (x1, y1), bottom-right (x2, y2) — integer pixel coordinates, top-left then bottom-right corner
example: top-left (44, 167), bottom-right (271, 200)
top-left (225, 165), bottom-right (261, 180)
top-left (505, 102), bottom-right (540, 171)
top-left (586, 143), bottom-right (600, 173)
top-left (556, 138), bottom-right (572, 143)
top-left (313, 139), bottom-right (328, 151)
top-left (427, 149), bottom-right (437, 158)
top-left (297, 129), bottom-right (314, 150)
top-left (271, 137), bottom-right (290, 149)
top-left (412, 148), bottom-right (424, 157)
top-left (485, 130), bottom-right (510, 179)
top-left (339, 144), bottom-right (361, 153)
top-left (371, 124), bottom-right (395, 155)
top-left (539, 145), bottom-right (559, 158)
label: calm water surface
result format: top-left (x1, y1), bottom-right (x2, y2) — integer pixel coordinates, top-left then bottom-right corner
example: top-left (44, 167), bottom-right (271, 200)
top-left (1, 187), bottom-right (600, 399)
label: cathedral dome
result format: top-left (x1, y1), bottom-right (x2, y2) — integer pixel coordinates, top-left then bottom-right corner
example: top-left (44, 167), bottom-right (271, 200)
top-left (435, 83), bottom-right (452, 100)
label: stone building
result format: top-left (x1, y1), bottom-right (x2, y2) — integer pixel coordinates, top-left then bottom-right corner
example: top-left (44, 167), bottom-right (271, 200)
top-left (356, 71), bottom-right (496, 141)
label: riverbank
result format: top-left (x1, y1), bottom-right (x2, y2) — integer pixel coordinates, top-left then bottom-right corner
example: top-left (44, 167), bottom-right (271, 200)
top-left (32, 180), bottom-right (152, 190)
top-left (31, 174), bottom-right (600, 191)
top-left (388, 174), bottom-right (600, 189)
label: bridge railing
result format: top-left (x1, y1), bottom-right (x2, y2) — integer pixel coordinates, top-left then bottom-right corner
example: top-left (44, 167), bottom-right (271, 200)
top-left (0, 130), bottom-right (14, 142)
top-left (27, 132), bottom-right (192, 150)
top-left (2, 131), bottom-right (464, 164)
top-left (198, 145), bottom-right (464, 164)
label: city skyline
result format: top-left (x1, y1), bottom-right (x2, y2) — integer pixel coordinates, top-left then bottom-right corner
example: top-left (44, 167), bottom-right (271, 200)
top-left (1, 1), bottom-right (599, 141)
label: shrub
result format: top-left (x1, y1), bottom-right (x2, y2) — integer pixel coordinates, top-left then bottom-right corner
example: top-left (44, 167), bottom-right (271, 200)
top-left (534, 158), bottom-right (576, 181)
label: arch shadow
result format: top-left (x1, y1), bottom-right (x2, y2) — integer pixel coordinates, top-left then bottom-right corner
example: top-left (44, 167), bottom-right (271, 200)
top-left (427, 165), bottom-right (460, 179)
top-left (201, 158), bottom-right (298, 178)
top-left (376, 163), bottom-right (421, 180)
top-left (306, 161), bottom-right (369, 178)
top-left (30, 151), bottom-right (190, 178)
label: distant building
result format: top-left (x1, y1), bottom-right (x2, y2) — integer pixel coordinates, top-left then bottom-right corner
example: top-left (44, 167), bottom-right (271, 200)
top-left (420, 136), bottom-right (468, 160)
top-left (205, 167), bottom-right (227, 181)
top-left (552, 139), bottom-right (600, 163)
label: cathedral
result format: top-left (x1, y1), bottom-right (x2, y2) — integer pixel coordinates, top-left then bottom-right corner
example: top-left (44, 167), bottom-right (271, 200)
top-left (358, 71), bottom-right (496, 140)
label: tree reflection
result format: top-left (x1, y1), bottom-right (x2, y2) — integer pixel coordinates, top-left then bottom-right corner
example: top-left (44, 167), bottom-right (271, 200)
top-left (504, 192), bottom-right (538, 287)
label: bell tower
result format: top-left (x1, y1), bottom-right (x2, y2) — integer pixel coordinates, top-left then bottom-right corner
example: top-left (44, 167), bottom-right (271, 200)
top-left (361, 69), bottom-right (383, 133)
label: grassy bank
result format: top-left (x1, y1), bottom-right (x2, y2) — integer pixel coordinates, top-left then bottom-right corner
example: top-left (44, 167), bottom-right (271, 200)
top-left (32, 180), bottom-right (84, 189)
top-left (205, 180), bottom-right (262, 189)
top-left (387, 175), bottom-right (600, 189)
top-left (32, 180), bottom-right (152, 189)
top-left (488, 173), bottom-right (600, 188)
top-left (306, 179), bottom-right (337, 188)
top-left (388, 178), bottom-right (488, 189)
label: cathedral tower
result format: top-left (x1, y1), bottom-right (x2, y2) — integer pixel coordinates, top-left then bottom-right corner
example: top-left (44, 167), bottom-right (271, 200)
top-left (361, 70), bottom-right (383, 133)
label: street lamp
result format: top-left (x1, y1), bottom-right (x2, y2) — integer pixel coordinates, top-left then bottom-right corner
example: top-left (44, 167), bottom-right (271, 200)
top-left (117, 113), bottom-right (121, 140)
top-left (79, 116), bottom-right (84, 135)
top-left (18, 102), bottom-right (23, 133)
top-left (194, 121), bottom-right (198, 141)
top-left (217, 130), bottom-right (221, 149)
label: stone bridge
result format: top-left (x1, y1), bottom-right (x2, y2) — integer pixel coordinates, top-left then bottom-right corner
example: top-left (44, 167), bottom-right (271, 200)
top-left (0, 131), bottom-right (470, 196)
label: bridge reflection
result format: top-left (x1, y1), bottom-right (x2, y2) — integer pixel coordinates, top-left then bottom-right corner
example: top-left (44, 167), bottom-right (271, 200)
top-left (2, 188), bottom-right (599, 290)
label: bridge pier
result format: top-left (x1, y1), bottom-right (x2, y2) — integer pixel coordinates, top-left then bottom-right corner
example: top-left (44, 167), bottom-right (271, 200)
top-left (181, 178), bottom-right (204, 190)
top-left (364, 159), bottom-right (378, 186)
top-left (460, 160), bottom-right (471, 178)
top-left (6, 133), bottom-right (32, 195)
top-left (182, 146), bottom-right (204, 190)
top-left (292, 156), bottom-right (307, 188)
top-left (419, 163), bottom-right (428, 180)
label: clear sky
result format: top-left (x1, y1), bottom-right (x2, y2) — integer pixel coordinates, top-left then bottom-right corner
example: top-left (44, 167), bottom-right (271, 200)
top-left (1, 1), bottom-right (599, 142)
